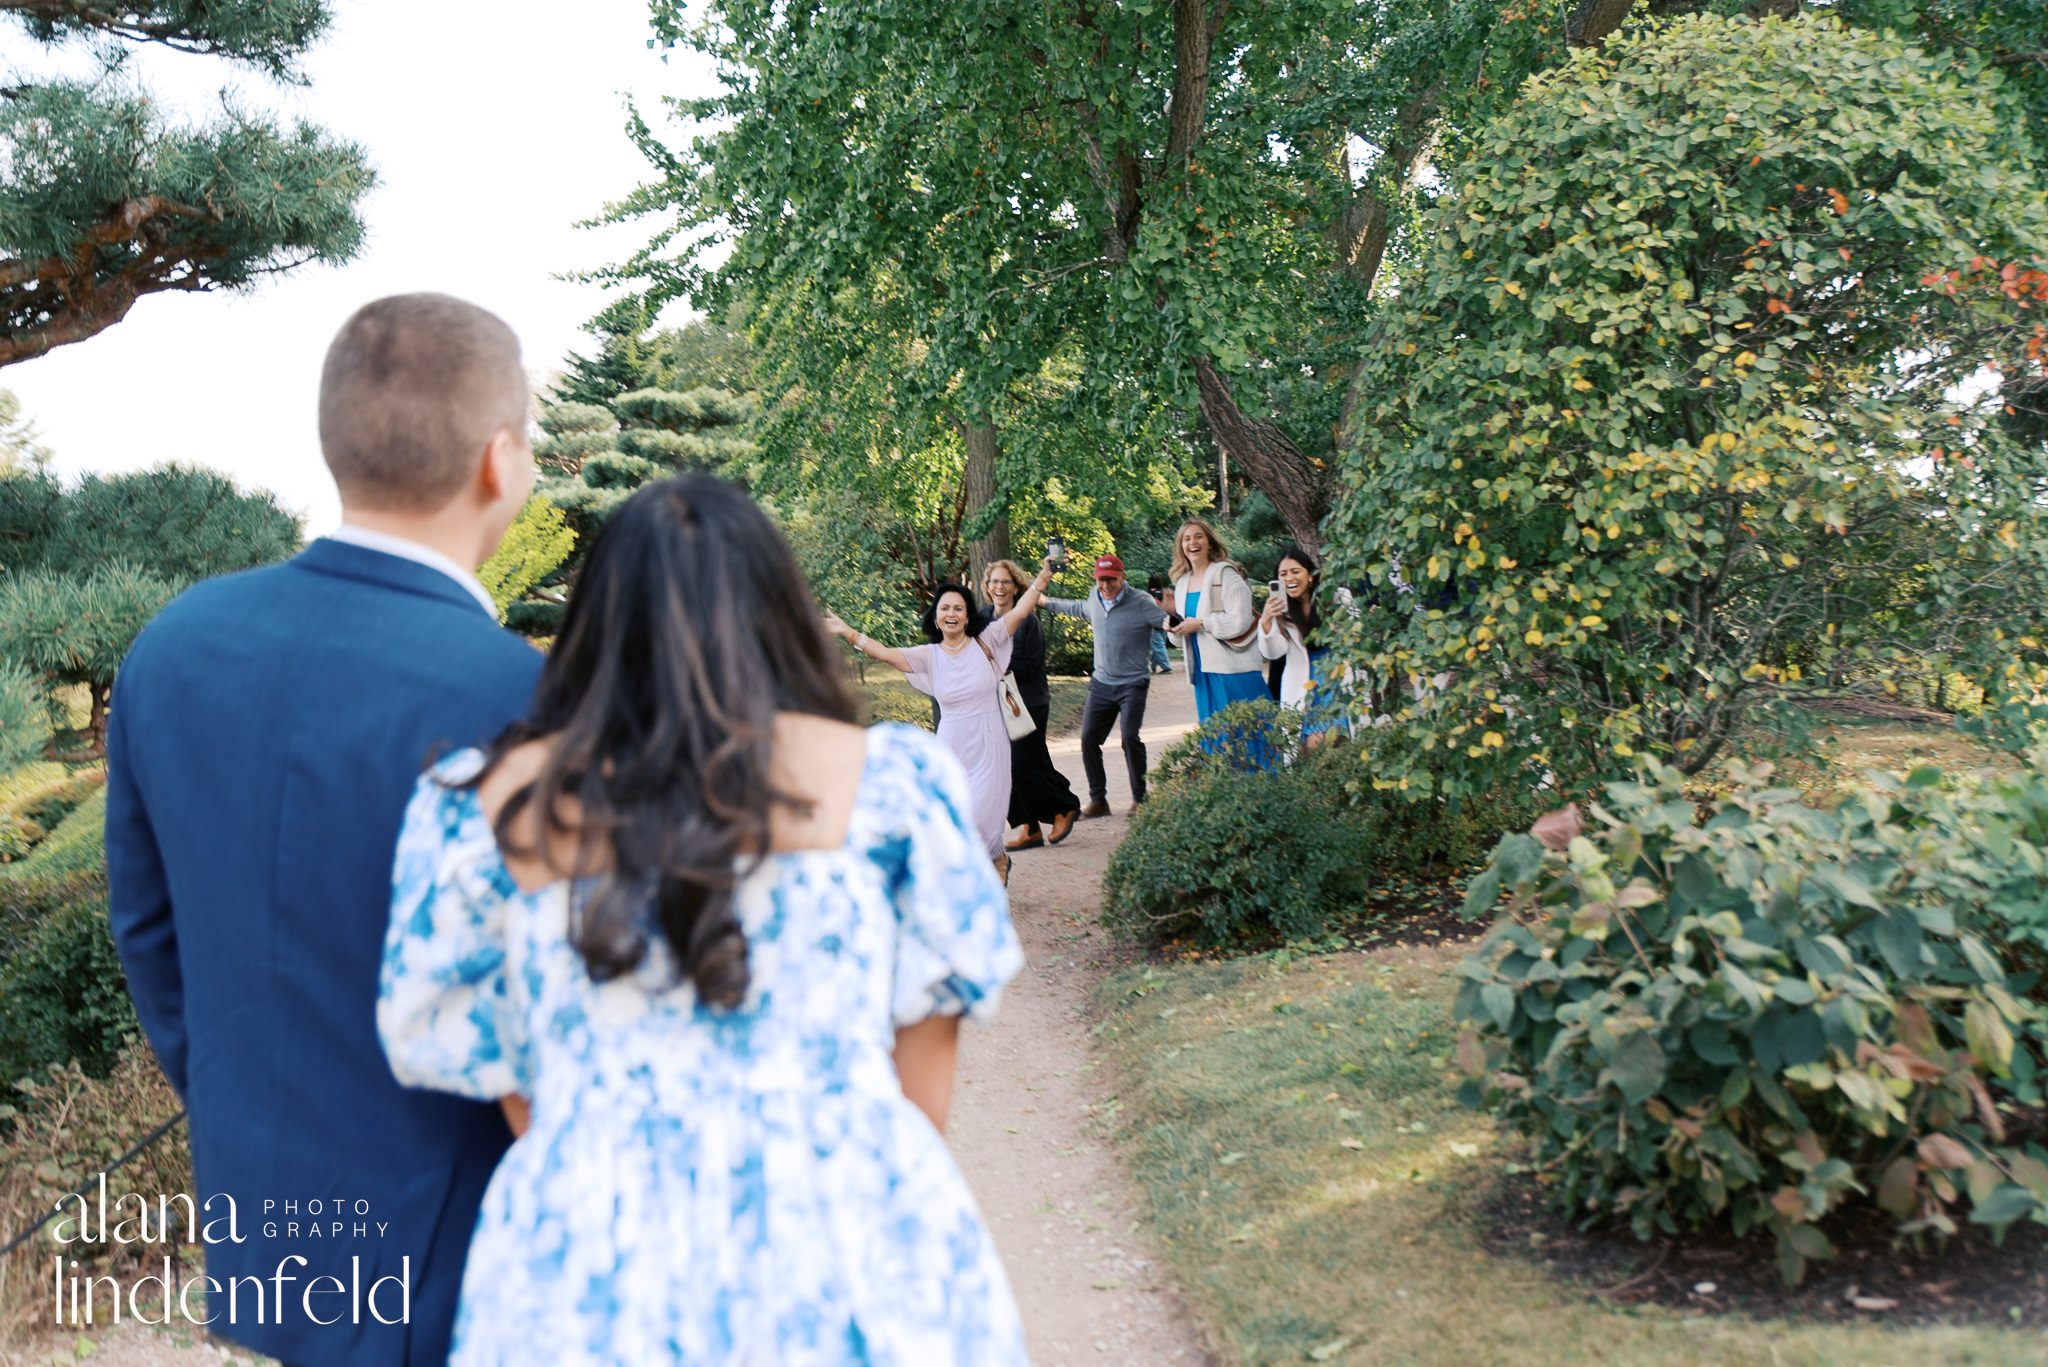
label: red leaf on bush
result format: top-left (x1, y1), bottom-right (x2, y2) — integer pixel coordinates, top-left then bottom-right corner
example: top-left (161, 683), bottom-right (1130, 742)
top-left (1916, 1133), bottom-right (1973, 1171)
top-left (1531, 804), bottom-right (1583, 851)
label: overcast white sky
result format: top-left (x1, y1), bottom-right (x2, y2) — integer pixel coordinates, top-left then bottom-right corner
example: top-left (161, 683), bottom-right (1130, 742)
top-left (4, 0), bottom-right (718, 534)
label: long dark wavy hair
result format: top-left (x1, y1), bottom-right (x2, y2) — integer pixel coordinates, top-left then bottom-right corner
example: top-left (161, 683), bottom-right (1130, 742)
top-left (1276, 544), bottom-right (1322, 637)
top-left (919, 582), bottom-right (991, 642)
top-left (467, 475), bottom-right (858, 1007)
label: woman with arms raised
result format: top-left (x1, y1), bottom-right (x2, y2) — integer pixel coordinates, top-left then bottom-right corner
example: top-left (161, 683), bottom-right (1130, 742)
top-left (983, 558), bottom-right (1081, 853)
top-left (378, 476), bottom-right (1028, 1367)
top-left (825, 559), bottom-right (1055, 881)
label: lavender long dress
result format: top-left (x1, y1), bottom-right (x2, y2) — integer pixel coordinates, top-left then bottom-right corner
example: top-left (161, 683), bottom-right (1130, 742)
top-left (902, 618), bottom-right (1013, 859)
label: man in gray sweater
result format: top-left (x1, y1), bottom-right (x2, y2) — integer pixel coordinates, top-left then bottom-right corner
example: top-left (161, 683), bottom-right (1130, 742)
top-left (1043, 553), bottom-right (1170, 814)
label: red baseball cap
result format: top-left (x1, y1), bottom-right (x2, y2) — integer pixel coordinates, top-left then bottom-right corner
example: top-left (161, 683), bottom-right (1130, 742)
top-left (1094, 553), bottom-right (1125, 579)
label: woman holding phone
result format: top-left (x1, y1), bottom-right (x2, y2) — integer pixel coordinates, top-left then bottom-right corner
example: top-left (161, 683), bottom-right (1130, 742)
top-left (1257, 544), bottom-right (1354, 747)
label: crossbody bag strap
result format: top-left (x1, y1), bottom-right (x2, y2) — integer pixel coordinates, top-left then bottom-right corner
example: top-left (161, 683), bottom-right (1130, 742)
top-left (976, 634), bottom-right (1027, 719)
top-left (1208, 564), bottom-right (1259, 650)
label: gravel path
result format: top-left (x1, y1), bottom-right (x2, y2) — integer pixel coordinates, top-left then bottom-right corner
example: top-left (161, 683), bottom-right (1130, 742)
top-left (9, 668), bottom-right (1215, 1367)
top-left (949, 669), bottom-right (1215, 1367)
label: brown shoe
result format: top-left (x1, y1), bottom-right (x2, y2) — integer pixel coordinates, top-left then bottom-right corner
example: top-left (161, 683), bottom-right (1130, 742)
top-left (995, 852), bottom-right (1011, 885)
top-left (1046, 808), bottom-right (1079, 844)
top-left (1080, 800), bottom-right (1112, 819)
top-left (1006, 826), bottom-right (1045, 851)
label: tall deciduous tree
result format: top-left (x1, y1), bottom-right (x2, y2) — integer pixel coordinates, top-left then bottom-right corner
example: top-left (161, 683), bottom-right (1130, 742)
top-left (0, 0), bottom-right (373, 365)
top-left (598, 1), bottom-right (2046, 550)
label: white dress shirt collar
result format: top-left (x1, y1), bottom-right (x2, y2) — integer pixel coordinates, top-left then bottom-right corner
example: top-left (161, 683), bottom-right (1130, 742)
top-left (324, 524), bottom-right (498, 618)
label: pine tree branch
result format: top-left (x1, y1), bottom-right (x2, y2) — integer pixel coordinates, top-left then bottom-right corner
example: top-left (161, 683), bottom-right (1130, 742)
top-left (0, 1), bottom-right (332, 80)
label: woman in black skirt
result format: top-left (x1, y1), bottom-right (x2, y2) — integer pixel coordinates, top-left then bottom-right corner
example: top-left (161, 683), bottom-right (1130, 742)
top-left (983, 559), bottom-right (1081, 851)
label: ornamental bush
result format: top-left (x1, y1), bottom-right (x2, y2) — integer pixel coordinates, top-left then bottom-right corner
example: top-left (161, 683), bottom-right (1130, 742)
top-left (1325, 14), bottom-right (2048, 800)
top-left (1455, 759), bottom-right (2048, 1284)
top-left (1103, 703), bottom-right (1538, 947)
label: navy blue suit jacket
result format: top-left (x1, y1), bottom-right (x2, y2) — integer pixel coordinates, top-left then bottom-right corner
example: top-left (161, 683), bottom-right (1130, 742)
top-left (106, 540), bottom-right (543, 1367)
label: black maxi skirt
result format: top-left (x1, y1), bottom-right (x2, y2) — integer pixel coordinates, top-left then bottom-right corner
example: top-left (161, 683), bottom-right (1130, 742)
top-left (1007, 702), bottom-right (1080, 826)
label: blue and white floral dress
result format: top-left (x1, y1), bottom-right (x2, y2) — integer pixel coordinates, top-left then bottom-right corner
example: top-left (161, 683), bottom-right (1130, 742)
top-left (377, 724), bottom-right (1030, 1367)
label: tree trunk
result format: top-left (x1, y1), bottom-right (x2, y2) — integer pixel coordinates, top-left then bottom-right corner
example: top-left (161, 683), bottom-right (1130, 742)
top-left (1566, 0), bottom-right (1637, 48)
top-left (1192, 357), bottom-right (1325, 551)
top-left (960, 419), bottom-right (1009, 590)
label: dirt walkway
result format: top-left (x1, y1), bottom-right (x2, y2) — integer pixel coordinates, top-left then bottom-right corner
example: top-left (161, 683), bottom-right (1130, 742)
top-left (948, 669), bottom-right (1215, 1366)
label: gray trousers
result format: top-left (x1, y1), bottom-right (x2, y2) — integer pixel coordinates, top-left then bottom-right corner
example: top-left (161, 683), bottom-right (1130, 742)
top-left (1079, 678), bottom-right (1150, 804)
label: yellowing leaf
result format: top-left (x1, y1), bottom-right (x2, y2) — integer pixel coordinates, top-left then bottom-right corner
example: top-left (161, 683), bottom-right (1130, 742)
top-left (1482, 731), bottom-right (1505, 747)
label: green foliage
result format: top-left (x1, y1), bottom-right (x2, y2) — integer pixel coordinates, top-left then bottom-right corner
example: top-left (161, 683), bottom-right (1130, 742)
top-left (0, 767), bottom-right (100, 865)
top-left (0, 28), bottom-right (372, 364)
top-left (0, 563), bottom-right (177, 693)
top-left (1455, 757), bottom-right (2048, 1285)
top-left (1326, 15), bottom-right (2048, 802)
top-left (0, 659), bottom-right (50, 775)
top-left (535, 402), bottom-right (619, 479)
top-left (476, 496), bottom-right (576, 622)
top-left (12, 1), bottom-right (334, 82)
top-left (0, 896), bottom-right (137, 1083)
top-left (6, 464), bottom-right (301, 581)
top-left (1104, 702), bottom-right (1538, 947)
top-left (0, 463), bottom-right (301, 745)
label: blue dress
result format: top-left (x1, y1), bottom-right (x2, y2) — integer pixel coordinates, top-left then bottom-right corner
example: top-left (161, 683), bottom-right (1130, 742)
top-left (378, 725), bottom-right (1030, 1367)
top-left (1183, 589), bottom-right (1271, 722)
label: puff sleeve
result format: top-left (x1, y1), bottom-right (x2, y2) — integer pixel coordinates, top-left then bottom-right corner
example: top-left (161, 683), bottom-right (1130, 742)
top-left (871, 727), bottom-right (1025, 1028)
top-left (377, 751), bottom-right (533, 1101)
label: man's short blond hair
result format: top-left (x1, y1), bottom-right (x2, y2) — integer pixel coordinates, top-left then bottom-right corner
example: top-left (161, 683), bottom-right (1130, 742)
top-left (318, 293), bottom-right (528, 512)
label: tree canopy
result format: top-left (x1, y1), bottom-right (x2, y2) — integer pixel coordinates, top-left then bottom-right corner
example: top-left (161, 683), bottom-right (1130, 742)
top-left (595, 0), bottom-right (2048, 557)
top-left (0, 0), bottom-right (373, 365)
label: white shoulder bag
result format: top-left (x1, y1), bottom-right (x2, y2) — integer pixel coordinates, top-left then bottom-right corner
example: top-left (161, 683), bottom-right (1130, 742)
top-left (976, 635), bottom-right (1037, 740)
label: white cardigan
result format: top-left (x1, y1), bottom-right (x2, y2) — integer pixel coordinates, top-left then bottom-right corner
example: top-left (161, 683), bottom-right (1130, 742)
top-left (1173, 561), bottom-right (1262, 675)
top-left (1257, 617), bottom-right (1314, 707)
top-left (1256, 587), bottom-right (1358, 707)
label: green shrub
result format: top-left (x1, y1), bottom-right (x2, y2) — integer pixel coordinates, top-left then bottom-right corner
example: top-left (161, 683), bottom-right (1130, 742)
top-left (1104, 702), bottom-right (1540, 947)
top-left (0, 896), bottom-right (136, 1082)
top-left (857, 675), bottom-right (937, 730)
top-left (5, 786), bottom-right (104, 877)
top-left (1454, 758), bottom-right (2048, 1285)
top-left (0, 658), bottom-right (49, 773)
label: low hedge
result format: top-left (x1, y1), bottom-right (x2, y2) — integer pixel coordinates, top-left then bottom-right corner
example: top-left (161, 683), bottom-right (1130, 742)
top-left (1103, 702), bottom-right (1541, 947)
top-left (0, 895), bottom-right (135, 1082)
top-left (1455, 756), bottom-right (2048, 1285)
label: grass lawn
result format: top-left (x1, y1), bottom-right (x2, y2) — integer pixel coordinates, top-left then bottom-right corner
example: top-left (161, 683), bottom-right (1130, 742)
top-left (857, 674), bottom-right (1091, 737)
top-left (1094, 939), bottom-right (2048, 1366)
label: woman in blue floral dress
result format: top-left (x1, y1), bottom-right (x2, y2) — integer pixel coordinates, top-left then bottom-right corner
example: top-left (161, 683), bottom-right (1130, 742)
top-left (378, 476), bottom-right (1029, 1366)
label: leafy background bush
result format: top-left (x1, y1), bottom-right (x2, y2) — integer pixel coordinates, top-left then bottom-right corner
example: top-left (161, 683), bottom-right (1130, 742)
top-left (1104, 703), bottom-right (1540, 947)
top-left (0, 768), bottom-right (130, 1084)
top-left (1325, 14), bottom-right (2048, 799)
top-left (1455, 758), bottom-right (2048, 1284)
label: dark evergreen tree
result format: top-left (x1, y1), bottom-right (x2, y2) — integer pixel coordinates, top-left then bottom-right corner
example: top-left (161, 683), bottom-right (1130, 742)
top-left (0, 1), bottom-right (374, 365)
top-left (0, 464), bottom-right (301, 751)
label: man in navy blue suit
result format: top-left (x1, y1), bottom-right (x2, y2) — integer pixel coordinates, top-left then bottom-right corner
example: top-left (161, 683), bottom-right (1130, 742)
top-left (106, 294), bottom-right (545, 1366)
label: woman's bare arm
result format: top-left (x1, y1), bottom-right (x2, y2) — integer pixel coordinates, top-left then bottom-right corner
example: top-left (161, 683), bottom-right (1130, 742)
top-left (823, 612), bottom-right (914, 673)
top-left (893, 1015), bottom-right (961, 1132)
